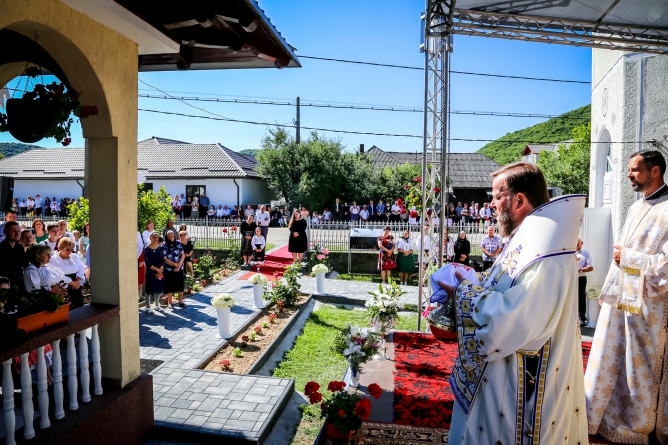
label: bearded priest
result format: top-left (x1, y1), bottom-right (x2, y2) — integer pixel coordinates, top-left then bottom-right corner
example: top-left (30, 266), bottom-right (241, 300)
top-left (440, 162), bottom-right (588, 445)
top-left (585, 150), bottom-right (668, 444)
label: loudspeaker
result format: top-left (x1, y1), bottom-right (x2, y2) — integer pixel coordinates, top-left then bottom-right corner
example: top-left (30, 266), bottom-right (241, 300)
top-left (0, 177), bottom-right (14, 212)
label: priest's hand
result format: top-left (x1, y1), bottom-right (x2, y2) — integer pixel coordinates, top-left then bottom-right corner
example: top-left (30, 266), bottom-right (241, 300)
top-left (613, 244), bottom-right (622, 265)
top-left (436, 271), bottom-right (464, 301)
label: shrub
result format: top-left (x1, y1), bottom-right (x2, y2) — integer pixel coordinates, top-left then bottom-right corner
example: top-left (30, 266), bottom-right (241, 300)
top-left (267, 264), bottom-right (301, 307)
top-left (233, 348), bottom-right (242, 357)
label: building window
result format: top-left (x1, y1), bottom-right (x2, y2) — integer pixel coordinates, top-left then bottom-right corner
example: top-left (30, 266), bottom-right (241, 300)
top-left (143, 183), bottom-right (153, 192)
top-left (186, 185), bottom-right (206, 199)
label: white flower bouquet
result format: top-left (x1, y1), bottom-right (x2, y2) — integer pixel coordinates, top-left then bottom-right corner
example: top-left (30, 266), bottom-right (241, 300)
top-left (366, 282), bottom-right (405, 328)
top-left (211, 293), bottom-right (235, 309)
top-left (335, 325), bottom-right (380, 370)
top-left (249, 273), bottom-right (268, 285)
top-left (312, 263), bottom-right (328, 274)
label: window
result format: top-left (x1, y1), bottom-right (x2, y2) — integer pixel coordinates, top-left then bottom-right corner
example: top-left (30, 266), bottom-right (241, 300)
top-left (142, 183), bottom-right (153, 192)
top-left (186, 185), bottom-right (206, 199)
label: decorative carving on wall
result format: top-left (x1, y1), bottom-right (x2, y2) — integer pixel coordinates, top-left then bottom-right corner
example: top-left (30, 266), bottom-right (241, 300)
top-left (618, 59), bottom-right (640, 240)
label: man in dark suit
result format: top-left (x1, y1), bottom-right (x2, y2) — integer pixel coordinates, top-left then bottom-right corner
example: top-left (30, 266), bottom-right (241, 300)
top-left (369, 200), bottom-right (376, 222)
top-left (377, 200), bottom-right (386, 223)
top-left (332, 198), bottom-right (343, 222)
top-left (0, 222), bottom-right (26, 292)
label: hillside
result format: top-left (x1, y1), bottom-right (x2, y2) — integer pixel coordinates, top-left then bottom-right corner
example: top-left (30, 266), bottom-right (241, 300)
top-left (477, 104), bottom-right (591, 165)
top-left (239, 148), bottom-right (260, 157)
top-left (0, 142), bottom-right (41, 158)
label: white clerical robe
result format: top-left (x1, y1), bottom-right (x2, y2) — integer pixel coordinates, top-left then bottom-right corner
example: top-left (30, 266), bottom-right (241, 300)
top-left (585, 189), bottom-right (668, 444)
top-left (448, 195), bottom-right (589, 445)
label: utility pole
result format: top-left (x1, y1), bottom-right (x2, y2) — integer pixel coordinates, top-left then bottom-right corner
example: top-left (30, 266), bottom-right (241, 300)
top-left (296, 96), bottom-right (301, 144)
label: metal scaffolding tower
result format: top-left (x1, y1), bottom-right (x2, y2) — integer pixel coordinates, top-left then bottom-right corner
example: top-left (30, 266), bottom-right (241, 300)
top-left (417, 0), bottom-right (455, 330)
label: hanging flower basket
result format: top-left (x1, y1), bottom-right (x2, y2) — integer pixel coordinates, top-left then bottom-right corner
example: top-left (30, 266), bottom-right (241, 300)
top-left (0, 66), bottom-right (98, 145)
top-left (16, 302), bottom-right (70, 333)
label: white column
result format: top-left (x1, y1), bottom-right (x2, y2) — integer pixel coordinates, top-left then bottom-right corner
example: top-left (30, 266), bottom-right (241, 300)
top-left (67, 334), bottom-right (78, 411)
top-left (91, 325), bottom-right (103, 395)
top-left (19, 353), bottom-right (34, 440)
top-left (51, 340), bottom-right (65, 420)
top-left (35, 347), bottom-right (50, 430)
top-left (79, 329), bottom-right (91, 402)
top-left (2, 359), bottom-right (16, 445)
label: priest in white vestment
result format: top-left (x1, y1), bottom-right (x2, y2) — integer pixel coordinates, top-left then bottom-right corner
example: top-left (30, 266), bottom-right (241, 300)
top-left (441, 162), bottom-right (589, 445)
top-left (586, 151), bottom-right (668, 444)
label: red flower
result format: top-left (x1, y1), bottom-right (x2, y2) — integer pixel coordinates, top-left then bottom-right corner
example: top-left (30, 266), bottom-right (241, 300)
top-left (367, 383), bottom-right (382, 399)
top-left (308, 392), bottom-right (322, 404)
top-left (397, 198), bottom-right (403, 205)
top-left (231, 226), bottom-right (238, 231)
top-left (433, 187), bottom-right (441, 193)
top-left (222, 228), bottom-right (228, 233)
top-left (403, 184), bottom-right (411, 189)
top-left (409, 211), bottom-right (418, 218)
top-left (193, 259), bottom-right (198, 263)
top-left (304, 381), bottom-right (320, 396)
top-left (327, 381), bottom-right (346, 392)
top-left (414, 177), bottom-right (422, 183)
top-left (354, 398), bottom-right (372, 420)
top-left (338, 409), bottom-right (347, 418)
top-left (62, 138), bottom-right (72, 147)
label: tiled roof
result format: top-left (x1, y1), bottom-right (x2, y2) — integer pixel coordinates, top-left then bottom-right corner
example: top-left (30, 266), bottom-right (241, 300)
top-left (367, 146), bottom-right (500, 189)
top-left (0, 138), bottom-right (259, 179)
top-left (521, 140), bottom-right (573, 156)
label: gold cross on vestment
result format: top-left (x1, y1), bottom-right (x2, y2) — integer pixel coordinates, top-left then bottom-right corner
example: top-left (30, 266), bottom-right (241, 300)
top-left (501, 247), bottom-right (521, 275)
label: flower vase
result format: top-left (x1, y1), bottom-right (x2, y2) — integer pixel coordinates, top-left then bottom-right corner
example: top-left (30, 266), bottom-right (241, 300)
top-left (216, 307), bottom-right (232, 339)
top-left (326, 420), bottom-right (353, 442)
top-left (587, 299), bottom-right (600, 327)
top-left (252, 283), bottom-right (264, 309)
top-left (346, 366), bottom-right (360, 388)
top-left (315, 272), bottom-right (326, 294)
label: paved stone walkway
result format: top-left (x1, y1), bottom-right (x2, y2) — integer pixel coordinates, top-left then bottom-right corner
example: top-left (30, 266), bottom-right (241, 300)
top-left (140, 272), bottom-right (293, 442)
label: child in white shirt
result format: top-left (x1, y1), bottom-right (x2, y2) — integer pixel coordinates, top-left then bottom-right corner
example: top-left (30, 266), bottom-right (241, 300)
top-left (251, 228), bottom-right (266, 262)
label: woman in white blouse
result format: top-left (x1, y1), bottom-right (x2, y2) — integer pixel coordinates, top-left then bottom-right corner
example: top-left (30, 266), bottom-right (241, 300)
top-left (251, 227), bottom-right (266, 262)
top-left (395, 229), bottom-right (416, 286)
top-left (24, 244), bottom-right (70, 294)
top-left (50, 237), bottom-right (86, 308)
top-left (41, 222), bottom-right (60, 250)
top-left (142, 221), bottom-right (154, 247)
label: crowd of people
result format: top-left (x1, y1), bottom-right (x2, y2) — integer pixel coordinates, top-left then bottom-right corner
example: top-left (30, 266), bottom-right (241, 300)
top-left (0, 209), bottom-right (89, 310)
top-left (10, 195), bottom-right (84, 218)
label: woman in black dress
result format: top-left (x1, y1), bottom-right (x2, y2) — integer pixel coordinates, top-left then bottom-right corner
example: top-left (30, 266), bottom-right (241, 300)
top-left (163, 230), bottom-right (185, 308)
top-left (288, 210), bottom-right (307, 263)
top-left (240, 215), bottom-right (257, 266)
top-left (454, 230), bottom-right (471, 265)
top-left (183, 196), bottom-right (193, 218)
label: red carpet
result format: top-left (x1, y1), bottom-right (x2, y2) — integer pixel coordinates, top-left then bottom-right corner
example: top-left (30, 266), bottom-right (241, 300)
top-left (238, 245), bottom-right (293, 280)
top-left (392, 335), bottom-right (613, 442)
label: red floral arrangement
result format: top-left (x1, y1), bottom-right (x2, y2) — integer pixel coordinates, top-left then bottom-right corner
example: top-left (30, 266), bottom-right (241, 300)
top-left (222, 228), bottom-right (228, 233)
top-left (409, 210), bottom-right (418, 219)
top-left (305, 381), bottom-right (382, 434)
top-left (231, 226), bottom-right (238, 231)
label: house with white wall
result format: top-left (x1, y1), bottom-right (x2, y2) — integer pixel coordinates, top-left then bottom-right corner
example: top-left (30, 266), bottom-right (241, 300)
top-left (0, 136), bottom-right (274, 208)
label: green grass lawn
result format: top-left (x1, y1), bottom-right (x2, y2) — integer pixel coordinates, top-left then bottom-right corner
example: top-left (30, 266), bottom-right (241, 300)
top-left (273, 305), bottom-right (423, 445)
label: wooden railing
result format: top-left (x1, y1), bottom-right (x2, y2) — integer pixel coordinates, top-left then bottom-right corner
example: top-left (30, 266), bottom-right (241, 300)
top-left (0, 304), bottom-right (119, 445)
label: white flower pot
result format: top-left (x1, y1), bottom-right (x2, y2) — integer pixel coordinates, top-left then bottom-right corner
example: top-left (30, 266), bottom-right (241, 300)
top-left (252, 283), bottom-right (265, 309)
top-left (345, 365), bottom-right (360, 388)
top-left (315, 272), bottom-right (326, 294)
top-left (216, 307), bottom-right (232, 339)
top-left (587, 299), bottom-right (600, 327)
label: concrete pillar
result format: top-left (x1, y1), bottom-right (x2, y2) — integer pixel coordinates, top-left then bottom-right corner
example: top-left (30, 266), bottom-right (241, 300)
top-left (86, 137), bottom-right (139, 387)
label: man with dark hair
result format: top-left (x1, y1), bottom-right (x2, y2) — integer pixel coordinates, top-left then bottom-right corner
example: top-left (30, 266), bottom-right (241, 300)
top-left (586, 150), bottom-right (668, 444)
top-left (439, 162), bottom-right (587, 444)
top-left (0, 221), bottom-right (26, 292)
top-left (0, 209), bottom-right (18, 243)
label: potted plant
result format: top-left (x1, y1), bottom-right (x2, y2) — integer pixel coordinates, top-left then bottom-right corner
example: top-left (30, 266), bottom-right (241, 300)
top-left (0, 286), bottom-right (69, 334)
top-left (0, 67), bottom-right (98, 145)
top-left (304, 380), bottom-right (382, 442)
top-left (366, 282), bottom-right (405, 333)
top-left (313, 263), bottom-right (328, 294)
top-left (211, 293), bottom-right (235, 339)
top-left (248, 273), bottom-right (268, 309)
top-left (334, 325), bottom-right (380, 388)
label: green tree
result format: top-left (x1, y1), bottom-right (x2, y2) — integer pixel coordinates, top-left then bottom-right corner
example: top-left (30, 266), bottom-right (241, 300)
top-left (537, 122), bottom-right (591, 198)
top-left (255, 128), bottom-right (375, 211)
top-left (137, 185), bottom-right (174, 232)
top-left (372, 163), bottom-right (422, 204)
top-left (66, 198), bottom-right (89, 232)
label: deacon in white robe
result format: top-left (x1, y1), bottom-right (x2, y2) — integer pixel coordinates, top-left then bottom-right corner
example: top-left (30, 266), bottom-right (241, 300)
top-left (585, 151), bottom-right (668, 444)
top-left (443, 163), bottom-right (589, 445)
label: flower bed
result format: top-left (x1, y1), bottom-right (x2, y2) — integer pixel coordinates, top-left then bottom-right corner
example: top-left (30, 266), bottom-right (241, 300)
top-left (202, 294), bottom-right (310, 374)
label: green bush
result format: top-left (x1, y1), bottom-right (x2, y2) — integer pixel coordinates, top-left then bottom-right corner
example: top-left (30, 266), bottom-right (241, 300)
top-left (267, 263), bottom-right (301, 307)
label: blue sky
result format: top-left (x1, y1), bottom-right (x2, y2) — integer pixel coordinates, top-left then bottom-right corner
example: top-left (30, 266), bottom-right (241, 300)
top-left (1, 0), bottom-right (592, 153)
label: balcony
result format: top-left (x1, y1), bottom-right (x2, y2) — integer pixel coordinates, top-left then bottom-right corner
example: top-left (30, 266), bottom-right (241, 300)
top-left (0, 304), bottom-right (153, 445)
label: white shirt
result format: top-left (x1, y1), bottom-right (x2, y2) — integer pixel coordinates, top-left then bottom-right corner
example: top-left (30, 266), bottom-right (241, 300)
top-left (41, 239), bottom-right (58, 250)
top-left (216, 208), bottom-right (225, 217)
top-left (257, 211), bottom-right (270, 227)
top-left (251, 235), bottom-right (266, 250)
top-left (222, 208), bottom-right (231, 216)
top-left (359, 209), bottom-right (369, 220)
top-left (26, 199), bottom-right (34, 209)
top-left (50, 253), bottom-right (86, 283)
top-left (137, 232), bottom-right (143, 258)
top-left (323, 211), bottom-right (331, 221)
top-left (350, 206), bottom-right (360, 215)
top-left (391, 204), bottom-right (401, 214)
top-left (396, 238), bottom-right (415, 252)
top-left (24, 263), bottom-right (71, 292)
top-left (142, 230), bottom-right (152, 246)
top-left (480, 207), bottom-right (492, 219)
top-left (19, 201), bottom-right (26, 208)
top-left (34, 198), bottom-right (42, 208)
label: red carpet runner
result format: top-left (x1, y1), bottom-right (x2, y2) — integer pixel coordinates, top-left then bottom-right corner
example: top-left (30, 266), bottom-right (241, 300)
top-left (393, 334), bottom-right (596, 433)
top-left (238, 245), bottom-right (293, 280)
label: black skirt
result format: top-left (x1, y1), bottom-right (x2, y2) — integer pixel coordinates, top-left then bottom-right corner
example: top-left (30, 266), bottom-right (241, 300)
top-left (65, 273), bottom-right (84, 308)
top-left (164, 269), bottom-right (185, 293)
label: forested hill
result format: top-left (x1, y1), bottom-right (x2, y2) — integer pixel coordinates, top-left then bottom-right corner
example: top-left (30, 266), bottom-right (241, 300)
top-left (239, 148), bottom-right (260, 157)
top-left (0, 142), bottom-right (42, 159)
top-left (477, 104), bottom-right (591, 165)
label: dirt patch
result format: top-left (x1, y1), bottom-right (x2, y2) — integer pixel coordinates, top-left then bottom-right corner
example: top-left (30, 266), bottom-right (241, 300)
top-left (203, 294), bottom-right (310, 374)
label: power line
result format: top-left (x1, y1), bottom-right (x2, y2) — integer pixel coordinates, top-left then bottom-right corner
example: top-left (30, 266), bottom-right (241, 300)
top-left (138, 94), bottom-right (590, 120)
top-left (296, 55), bottom-right (591, 84)
top-left (139, 108), bottom-right (644, 144)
